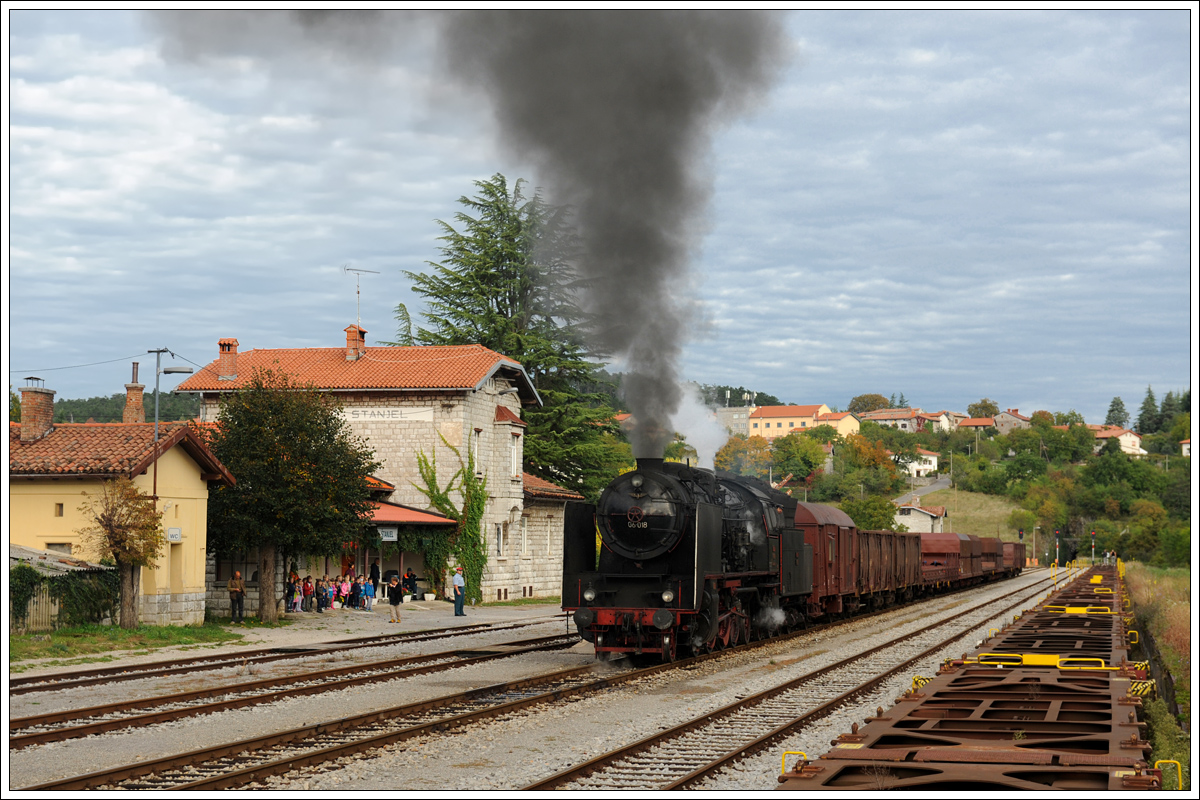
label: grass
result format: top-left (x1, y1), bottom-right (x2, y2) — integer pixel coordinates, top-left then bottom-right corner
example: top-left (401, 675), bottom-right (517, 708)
top-left (1125, 564), bottom-right (1190, 719)
top-left (1125, 563), bottom-right (1191, 790)
top-left (9, 621), bottom-right (246, 666)
top-left (918, 488), bottom-right (1022, 542)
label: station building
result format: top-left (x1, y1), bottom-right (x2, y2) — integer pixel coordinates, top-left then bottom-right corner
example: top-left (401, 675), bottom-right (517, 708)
top-left (9, 376), bottom-right (234, 625)
top-left (177, 324), bottom-right (580, 608)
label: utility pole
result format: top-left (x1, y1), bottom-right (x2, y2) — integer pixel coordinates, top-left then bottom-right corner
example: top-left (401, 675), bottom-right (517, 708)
top-left (147, 349), bottom-right (192, 499)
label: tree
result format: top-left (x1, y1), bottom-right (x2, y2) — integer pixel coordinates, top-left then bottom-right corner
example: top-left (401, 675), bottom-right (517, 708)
top-left (803, 424), bottom-right (840, 445)
top-left (715, 434), bottom-right (772, 479)
top-left (9, 387), bottom-right (19, 421)
top-left (967, 398), bottom-right (999, 419)
top-left (1158, 390), bottom-right (1180, 432)
top-left (841, 496), bottom-right (906, 532)
top-left (1053, 409), bottom-right (1085, 427)
top-left (1104, 396), bottom-right (1129, 428)
top-left (1030, 410), bottom-right (1055, 427)
top-left (1135, 385), bottom-right (1158, 433)
top-left (399, 173), bottom-right (620, 501)
top-left (76, 476), bottom-right (166, 629)
top-left (698, 384), bottom-right (782, 408)
top-left (847, 393), bottom-right (889, 415)
top-left (771, 432), bottom-right (827, 483)
top-left (205, 369), bottom-right (381, 622)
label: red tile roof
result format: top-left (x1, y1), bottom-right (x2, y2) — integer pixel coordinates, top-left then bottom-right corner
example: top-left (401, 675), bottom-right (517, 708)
top-left (957, 418), bottom-right (994, 428)
top-left (816, 412), bottom-right (854, 421)
top-left (917, 448), bottom-right (940, 456)
top-left (369, 500), bottom-right (455, 526)
top-left (10, 421), bottom-right (233, 484)
top-left (494, 405), bottom-right (527, 426)
top-left (896, 503), bottom-right (947, 517)
top-left (176, 343), bottom-right (536, 399)
top-left (365, 475), bottom-right (396, 491)
top-left (750, 405), bottom-right (827, 419)
top-left (860, 408), bottom-right (921, 420)
top-left (523, 472), bottom-right (585, 501)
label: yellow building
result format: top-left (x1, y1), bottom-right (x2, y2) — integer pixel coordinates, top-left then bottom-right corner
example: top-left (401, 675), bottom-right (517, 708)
top-left (748, 404), bottom-right (832, 440)
top-left (815, 411), bottom-right (861, 438)
top-left (10, 382), bottom-right (233, 625)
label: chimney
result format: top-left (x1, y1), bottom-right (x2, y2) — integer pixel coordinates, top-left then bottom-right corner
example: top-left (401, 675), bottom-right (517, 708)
top-left (19, 378), bottom-right (56, 443)
top-left (123, 362), bottom-right (146, 423)
top-left (345, 325), bottom-right (366, 361)
top-left (218, 338), bottom-right (239, 380)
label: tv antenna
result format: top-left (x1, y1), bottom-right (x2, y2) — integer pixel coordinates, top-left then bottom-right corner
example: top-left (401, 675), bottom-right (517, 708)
top-left (343, 265), bottom-right (380, 330)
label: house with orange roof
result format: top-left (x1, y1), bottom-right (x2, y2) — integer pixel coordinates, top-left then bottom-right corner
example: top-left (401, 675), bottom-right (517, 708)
top-left (1053, 424), bottom-right (1146, 456)
top-left (893, 503), bottom-right (948, 534)
top-left (748, 404), bottom-right (832, 440)
top-left (993, 408), bottom-right (1032, 436)
top-left (1182, 439), bottom-right (1190, 458)
top-left (858, 407), bottom-right (931, 433)
top-left (814, 411), bottom-right (860, 437)
top-left (10, 375), bottom-right (234, 625)
top-left (177, 324), bottom-right (577, 603)
top-left (957, 417), bottom-right (995, 431)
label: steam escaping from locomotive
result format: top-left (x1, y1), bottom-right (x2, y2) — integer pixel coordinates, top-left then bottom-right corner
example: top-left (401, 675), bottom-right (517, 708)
top-left (146, 10), bottom-right (791, 458)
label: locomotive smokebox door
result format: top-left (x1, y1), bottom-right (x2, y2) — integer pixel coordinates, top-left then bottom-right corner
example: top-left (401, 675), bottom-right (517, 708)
top-left (561, 501), bottom-right (597, 606)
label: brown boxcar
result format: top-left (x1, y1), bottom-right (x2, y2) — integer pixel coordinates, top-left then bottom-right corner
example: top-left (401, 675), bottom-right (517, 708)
top-left (857, 529), bottom-right (894, 603)
top-left (963, 534), bottom-right (983, 579)
top-left (895, 531), bottom-right (922, 596)
top-left (920, 531), bottom-right (962, 584)
top-left (796, 502), bottom-right (857, 617)
top-left (980, 536), bottom-right (1002, 576)
top-left (1002, 541), bottom-right (1026, 573)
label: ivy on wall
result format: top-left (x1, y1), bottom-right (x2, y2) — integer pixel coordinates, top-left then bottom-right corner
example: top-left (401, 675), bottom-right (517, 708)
top-left (411, 435), bottom-right (489, 604)
top-left (9, 564), bottom-right (120, 628)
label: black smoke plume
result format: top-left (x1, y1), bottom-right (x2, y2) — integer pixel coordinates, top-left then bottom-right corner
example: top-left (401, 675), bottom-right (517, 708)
top-left (148, 10), bottom-right (790, 458)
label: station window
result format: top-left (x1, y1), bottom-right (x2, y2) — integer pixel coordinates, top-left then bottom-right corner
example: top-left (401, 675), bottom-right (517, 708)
top-left (46, 543), bottom-right (72, 555)
top-left (54, 503), bottom-right (64, 517)
top-left (789, 422), bottom-right (794, 427)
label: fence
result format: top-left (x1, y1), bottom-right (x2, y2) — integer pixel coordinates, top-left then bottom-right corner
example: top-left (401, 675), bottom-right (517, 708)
top-left (11, 583), bottom-right (60, 633)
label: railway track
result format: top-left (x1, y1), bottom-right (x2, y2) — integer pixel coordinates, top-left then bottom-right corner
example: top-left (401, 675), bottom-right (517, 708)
top-left (10, 614), bottom-right (566, 696)
top-left (778, 563), bottom-right (1166, 790)
top-left (20, 574), bottom-right (1054, 791)
top-left (523, 574), bottom-right (1060, 790)
top-left (9, 633), bottom-right (579, 749)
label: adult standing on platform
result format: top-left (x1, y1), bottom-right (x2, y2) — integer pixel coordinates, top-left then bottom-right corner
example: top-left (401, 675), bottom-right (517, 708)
top-left (370, 559), bottom-right (381, 597)
top-left (388, 576), bottom-right (402, 623)
top-left (228, 570), bottom-right (246, 623)
top-left (453, 566), bottom-right (466, 616)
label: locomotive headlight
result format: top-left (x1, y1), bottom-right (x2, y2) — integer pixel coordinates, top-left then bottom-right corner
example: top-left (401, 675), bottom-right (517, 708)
top-left (631, 474), bottom-right (644, 488)
top-left (661, 590), bottom-right (675, 603)
top-left (583, 587), bottom-right (597, 602)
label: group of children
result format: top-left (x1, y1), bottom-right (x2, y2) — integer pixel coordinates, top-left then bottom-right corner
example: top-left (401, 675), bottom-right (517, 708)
top-left (285, 574), bottom-right (376, 614)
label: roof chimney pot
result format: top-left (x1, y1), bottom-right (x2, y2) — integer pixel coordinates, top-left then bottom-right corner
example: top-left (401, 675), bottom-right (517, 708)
top-left (218, 338), bottom-right (239, 381)
top-left (123, 361), bottom-right (146, 423)
top-left (345, 325), bottom-right (367, 362)
top-left (19, 383), bottom-right (56, 442)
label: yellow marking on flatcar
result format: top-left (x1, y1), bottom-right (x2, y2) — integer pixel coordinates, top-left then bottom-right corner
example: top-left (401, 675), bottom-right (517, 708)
top-left (1042, 604), bottom-right (1113, 614)
top-left (781, 751), bottom-right (807, 774)
top-left (1131, 680), bottom-right (1157, 697)
top-left (912, 675), bottom-right (933, 691)
top-left (1155, 760), bottom-right (1182, 790)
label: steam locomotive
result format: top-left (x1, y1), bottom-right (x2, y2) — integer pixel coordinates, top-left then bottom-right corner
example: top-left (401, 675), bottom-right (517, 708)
top-left (561, 458), bottom-right (1024, 661)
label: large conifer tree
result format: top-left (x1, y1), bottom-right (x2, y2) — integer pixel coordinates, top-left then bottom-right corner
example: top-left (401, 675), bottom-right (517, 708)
top-left (1135, 385), bottom-right (1159, 434)
top-left (398, 174), bottom-right (622, 501)
top-left (1104, 396), bottom-right (1129, 428)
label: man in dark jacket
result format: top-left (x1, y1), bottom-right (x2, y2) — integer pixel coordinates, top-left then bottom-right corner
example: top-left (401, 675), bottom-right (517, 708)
top-left (369, 559), bottom-right (381, 597)
top-left (228, 571), bottom-right (246, 623)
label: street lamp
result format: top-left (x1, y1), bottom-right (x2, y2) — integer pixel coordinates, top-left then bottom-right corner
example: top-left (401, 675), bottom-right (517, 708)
top-left (148, 348), bottom-right (193, 498)
top-left (1034, 526), bottom-right (1040, 567)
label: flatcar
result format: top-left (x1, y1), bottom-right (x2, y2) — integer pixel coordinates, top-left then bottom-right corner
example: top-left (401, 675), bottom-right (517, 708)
top-left (562, 458), bottom-right (1023, 661)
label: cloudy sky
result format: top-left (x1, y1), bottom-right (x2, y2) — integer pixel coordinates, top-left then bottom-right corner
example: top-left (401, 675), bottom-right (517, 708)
top-left (7, 9), bottom-right (1196, 425)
